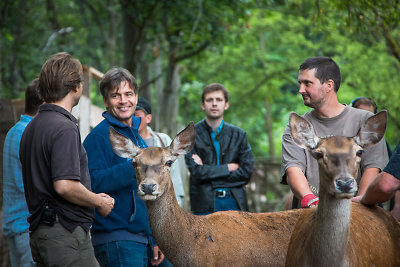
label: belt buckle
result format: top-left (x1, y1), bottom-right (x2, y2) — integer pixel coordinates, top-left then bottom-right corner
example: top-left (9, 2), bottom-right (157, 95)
top-left (216, 190), bottom-right (227, 197)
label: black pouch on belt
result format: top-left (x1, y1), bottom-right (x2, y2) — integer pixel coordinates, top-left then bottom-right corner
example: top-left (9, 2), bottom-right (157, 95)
top-left (40, 204), bottom-right (56, 226)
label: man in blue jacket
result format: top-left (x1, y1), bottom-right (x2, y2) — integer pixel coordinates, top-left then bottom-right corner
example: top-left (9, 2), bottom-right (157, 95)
top-left (184, 83), bottom-right (254, 215)
top-left (83, 67), bottom-right (164, 266)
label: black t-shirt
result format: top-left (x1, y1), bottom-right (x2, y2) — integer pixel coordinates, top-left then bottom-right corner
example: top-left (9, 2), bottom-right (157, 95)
top-left (20, 104), bottom-right (94, 232)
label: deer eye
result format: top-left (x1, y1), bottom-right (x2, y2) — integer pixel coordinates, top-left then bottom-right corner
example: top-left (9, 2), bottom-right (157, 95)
top-left (166, 160), bottom-right (173, 167)
top-left (132, 160), bottom-right (137, 168)
top-left (312, 151), bottom-right (323, 160)
top-left (356, 150), bottom-right (363, 157)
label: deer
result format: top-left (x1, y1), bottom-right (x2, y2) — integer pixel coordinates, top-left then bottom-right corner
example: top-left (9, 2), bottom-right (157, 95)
top-left (109, 122), bottom-right (304, 267)
top-left (285, 111), bottom-right (400, 267)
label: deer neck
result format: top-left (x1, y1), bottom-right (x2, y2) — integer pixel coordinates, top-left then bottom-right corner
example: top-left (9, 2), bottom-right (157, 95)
top-left (145, 180), bottom-right (192, 237)
top-left (306, 186), bottom-right (351, 267)
top-left (146, 182), bottom-right (182, 219)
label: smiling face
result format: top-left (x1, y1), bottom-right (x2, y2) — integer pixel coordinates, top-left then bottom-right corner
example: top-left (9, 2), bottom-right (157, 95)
top-left (104, 81), bottom-right (137, 126)
top-left (298, 68), bottom-right (327, 109)
top-left (201, 90), bottom-right (229, 120)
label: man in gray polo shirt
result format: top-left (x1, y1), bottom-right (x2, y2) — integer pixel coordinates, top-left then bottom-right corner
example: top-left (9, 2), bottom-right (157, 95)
top-left (20, 52), bottom-right (114, 266)
top-left (281, 57), bottom-right (388, 209)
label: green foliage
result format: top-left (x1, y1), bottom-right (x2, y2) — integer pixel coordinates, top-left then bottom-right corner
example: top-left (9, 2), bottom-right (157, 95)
top-left (1, 0), bottom-right (399, 152)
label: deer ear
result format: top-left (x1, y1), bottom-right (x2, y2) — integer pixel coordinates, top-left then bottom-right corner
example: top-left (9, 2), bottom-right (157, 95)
top-left (289, 112), bottom-right (320, 150)
top-left (109, 127), bottom-right (141, 158)
top-left (355, 110), bottom-right (387, 148)
top-left (170, 122), bottom-right (195, 156)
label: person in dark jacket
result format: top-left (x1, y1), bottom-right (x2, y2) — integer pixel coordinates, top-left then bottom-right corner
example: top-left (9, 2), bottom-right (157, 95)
top-left (83, 67), bottom-right (165, 266)
top-left (185, 83), bottom-right (254, 215)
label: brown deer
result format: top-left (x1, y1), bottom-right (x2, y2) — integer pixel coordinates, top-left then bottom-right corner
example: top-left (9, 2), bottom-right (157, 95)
top-left (285, 111), bottom-right (400, 267)
top-left (109, 122), bottom-right (303, 267)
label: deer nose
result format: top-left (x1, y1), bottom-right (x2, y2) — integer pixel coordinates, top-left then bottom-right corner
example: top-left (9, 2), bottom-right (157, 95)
top-left (335, 178), bottom-right (355, 193)
top-left (140, 183), bottom-right (156, 195)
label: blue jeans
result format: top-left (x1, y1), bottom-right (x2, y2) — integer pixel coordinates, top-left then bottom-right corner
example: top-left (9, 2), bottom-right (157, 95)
top-left (94, 240), bottom-right (148, 267)
top-left (195, 189), bottom-right (239, 215)
top-left (7, 231), bottom-right (35, 267)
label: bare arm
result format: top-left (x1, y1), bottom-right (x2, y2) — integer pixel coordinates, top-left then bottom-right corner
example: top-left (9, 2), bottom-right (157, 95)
top-left (356, 167), bottom-right (381, 196)
top-left (360, 172), bottom-right (400, 206)
top-left (54, 180), bottom-right (114, 217)
top-left (286, 166), bottom-right (313, 201)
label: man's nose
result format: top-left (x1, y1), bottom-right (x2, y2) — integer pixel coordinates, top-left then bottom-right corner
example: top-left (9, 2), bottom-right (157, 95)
top-left (298, 84), bottom-right (305, 94)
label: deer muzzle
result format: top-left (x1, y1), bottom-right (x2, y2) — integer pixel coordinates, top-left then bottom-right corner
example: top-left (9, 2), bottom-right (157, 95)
top-left (335, 178), bottom-right (356, 194)
top-left (140, 183), bottom-right (157, 195)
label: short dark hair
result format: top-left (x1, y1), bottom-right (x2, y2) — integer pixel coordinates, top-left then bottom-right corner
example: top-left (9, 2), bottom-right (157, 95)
top-left (25, 78), bottom-right (43, 115)
top-left (299, 57), bottom-right (341, 92)
top-left (201, 83), bottom-right (229, 103)
top-left (136, 97), bottom-right (152, 114)
top-left (100, 67), bottom-right (138, 98)
top-left (351, 97), bottom-right (377, 113)
top-left (39, 52), bottom-right (83, 102)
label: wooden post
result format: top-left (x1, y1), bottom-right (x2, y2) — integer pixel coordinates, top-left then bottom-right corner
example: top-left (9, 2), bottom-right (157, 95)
top-left (72, 66), bottom-right (91, 140)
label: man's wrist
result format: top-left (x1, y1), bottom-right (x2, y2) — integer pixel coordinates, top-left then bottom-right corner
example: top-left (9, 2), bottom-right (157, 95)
top-left (301, 193), bottom-right (319, 208)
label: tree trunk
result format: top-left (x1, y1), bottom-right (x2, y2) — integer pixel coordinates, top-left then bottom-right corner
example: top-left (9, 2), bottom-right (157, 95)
top-left (159, 56), bottom-right (178, 136)
top-left (122, 11), bottom-right (141, 75)
top-left (264, 98), bottom-right (275, 158)
top-left (139, 40), bottom-right (151, 100)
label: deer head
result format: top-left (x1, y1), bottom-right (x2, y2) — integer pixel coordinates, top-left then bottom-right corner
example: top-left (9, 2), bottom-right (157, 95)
top-left (109, 122), bottom-right (195, 200)
top-left (289, 111), bottom-right (387, 198)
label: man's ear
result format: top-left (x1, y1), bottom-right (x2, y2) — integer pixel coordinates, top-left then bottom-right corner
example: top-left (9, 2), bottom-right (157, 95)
top-left (145, 114), bottom-right (152, 124)
top-left (224, 101), bottom-right (229, 110)
top-left (103, 96), bottom-right (108, 108)
top-left (201, 102), bottom-right (205, 111)
top-left (325, 79), bottom-right (334, 92)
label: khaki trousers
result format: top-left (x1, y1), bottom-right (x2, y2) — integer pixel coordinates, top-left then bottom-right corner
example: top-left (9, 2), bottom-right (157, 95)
top-left (30, 220), bottom-right (99, 267)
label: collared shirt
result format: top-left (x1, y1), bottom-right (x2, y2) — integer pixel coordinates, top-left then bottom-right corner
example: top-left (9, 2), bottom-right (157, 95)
top-left (3, 115), bottom-right (33, 236)
top-left (20, 104), bottom-right (94, 233)
top-left (210, 120), bottom-right (224, 165)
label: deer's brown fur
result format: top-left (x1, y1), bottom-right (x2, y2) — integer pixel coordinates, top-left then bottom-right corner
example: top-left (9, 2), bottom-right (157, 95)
top-left (285, 111), bottom-right (400, 267)
top-left (109, 122), bottom-right (302, 267)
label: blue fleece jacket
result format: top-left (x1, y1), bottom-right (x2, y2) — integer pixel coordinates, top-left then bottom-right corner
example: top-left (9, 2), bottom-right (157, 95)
top-left (83, 112), bottom-right (155, 246)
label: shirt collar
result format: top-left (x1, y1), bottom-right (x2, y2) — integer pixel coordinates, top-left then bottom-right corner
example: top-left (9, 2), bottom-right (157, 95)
top-left (203, 119), bottom-right (224, 134)
top-left (216, 119), bottom-right (224, 134)
top-left (102, 111), bottom-right (140, 130)
top-left (39, 103), bottom-right (78, 123)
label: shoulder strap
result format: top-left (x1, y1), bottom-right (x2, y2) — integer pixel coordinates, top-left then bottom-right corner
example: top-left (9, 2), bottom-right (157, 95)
top-left (153, 132), bottom-right (166, 147)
